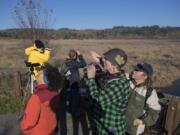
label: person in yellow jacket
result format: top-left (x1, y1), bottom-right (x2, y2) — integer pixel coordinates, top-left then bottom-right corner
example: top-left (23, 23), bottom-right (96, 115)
top-left (25, 40), bottom-right (51, 78)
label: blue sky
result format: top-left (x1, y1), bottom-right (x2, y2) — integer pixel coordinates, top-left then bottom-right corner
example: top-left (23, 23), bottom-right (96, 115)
top-left (0, 0), bottom-right (179, 30)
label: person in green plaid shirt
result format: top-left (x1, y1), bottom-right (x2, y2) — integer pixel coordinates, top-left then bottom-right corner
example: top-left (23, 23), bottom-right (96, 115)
top-left (85, 48), bottom-right (130, 135)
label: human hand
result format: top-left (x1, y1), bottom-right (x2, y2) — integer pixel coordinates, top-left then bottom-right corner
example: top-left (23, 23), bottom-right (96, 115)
top-left (39, 48), bottom-right (45, 53)
top-left (90, 51), bottom-right (101, 63)
top-left (133, 119), bottom-right (143, 126)
top-left (76, 50), bottom-right (81, 56)
top-left (87, 65), bottom-right (96, 79)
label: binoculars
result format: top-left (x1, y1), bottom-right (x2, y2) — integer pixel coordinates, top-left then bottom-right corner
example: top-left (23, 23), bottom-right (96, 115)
top-left (24, 60), bottom-right (40, 72)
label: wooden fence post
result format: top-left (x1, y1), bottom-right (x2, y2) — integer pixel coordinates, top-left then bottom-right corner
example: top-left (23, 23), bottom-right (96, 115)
top-left (12, 71), bottom-right (22, 98)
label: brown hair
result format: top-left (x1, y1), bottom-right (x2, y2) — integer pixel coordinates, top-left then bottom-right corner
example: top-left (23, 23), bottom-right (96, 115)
top-left (43, 63), bottom-right (63, 91)
top-left (130, 71), bottom-right (153, 89)
top-left (68, 49), bottom-right (77, 59)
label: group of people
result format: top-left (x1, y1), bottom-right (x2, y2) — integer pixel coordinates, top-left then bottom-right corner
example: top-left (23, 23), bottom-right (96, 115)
top-left (20, 40), bottom-right (161, 135)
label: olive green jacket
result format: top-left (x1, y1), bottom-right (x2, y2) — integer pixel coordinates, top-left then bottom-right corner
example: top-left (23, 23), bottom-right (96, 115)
top-left (126, 80), bottom-right (161, 135)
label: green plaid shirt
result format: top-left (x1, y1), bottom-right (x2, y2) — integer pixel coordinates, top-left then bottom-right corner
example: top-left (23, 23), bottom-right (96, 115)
top-left (85, 74), bottom-right (130, 135)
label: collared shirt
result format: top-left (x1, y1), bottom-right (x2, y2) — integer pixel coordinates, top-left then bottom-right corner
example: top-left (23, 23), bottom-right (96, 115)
top-left (85, 74), bottom-right (130, 135)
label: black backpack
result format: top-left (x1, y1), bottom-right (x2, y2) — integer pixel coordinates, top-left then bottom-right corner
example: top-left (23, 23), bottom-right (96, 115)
top-left (58, 62), bottom-right (71, 80)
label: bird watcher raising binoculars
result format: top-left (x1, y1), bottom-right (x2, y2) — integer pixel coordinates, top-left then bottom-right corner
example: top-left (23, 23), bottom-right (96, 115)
top-left (22, 40), bottom-right (51, 104)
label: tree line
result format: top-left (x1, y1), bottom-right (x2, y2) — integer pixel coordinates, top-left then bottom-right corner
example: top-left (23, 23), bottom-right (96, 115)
top-left (0, 25), bottom-right (180, 40)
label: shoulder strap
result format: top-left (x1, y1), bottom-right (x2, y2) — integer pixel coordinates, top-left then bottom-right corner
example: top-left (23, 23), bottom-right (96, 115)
top-left (138, 87), bottom-right (153, 120)
top-left (144, 87), bottom-right (153, 110)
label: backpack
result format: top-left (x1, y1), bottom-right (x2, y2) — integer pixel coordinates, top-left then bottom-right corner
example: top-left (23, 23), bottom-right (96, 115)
top-left (58, 62), bottom-right (71, 80)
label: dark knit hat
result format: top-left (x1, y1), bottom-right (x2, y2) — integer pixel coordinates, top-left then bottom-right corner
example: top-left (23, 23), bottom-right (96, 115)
top-left (103, 48), bottom-right (127, 68)
top-left (34, 40), bottom-right (45, 49)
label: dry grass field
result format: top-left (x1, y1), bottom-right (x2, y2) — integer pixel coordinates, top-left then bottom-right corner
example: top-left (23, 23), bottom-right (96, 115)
top-left (0, 39), bottom-right (180, 88)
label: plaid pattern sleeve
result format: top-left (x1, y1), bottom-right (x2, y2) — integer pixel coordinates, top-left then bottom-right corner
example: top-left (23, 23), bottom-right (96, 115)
top-left (85, 75), bottom-right (130, 135)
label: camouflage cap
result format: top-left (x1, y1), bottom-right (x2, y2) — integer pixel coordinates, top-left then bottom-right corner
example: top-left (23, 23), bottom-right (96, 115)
top-left (103, 48), bottom-right (127, 68)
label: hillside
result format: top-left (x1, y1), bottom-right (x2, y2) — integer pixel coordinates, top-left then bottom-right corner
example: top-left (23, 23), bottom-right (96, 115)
top-left (0, 26), bottom-right (180, 40)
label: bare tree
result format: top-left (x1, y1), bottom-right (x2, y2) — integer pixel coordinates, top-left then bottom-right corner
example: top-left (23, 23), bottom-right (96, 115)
top-left (13, 0), bottom-right (55, 43)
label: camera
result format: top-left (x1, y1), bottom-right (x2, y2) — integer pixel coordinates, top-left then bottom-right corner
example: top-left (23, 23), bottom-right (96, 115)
top-left (24, 60), bottom-right (40, 72)
top-left (83, 62), bottom-right (106, 77)
top-left (84, 57), bottom-right (105, 77)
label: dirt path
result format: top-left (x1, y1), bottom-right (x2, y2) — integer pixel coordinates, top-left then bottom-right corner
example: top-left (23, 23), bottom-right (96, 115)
top-left (0, 114), bottom-right (21, 135)
top-left (0, 113), bottom-right (84, 135)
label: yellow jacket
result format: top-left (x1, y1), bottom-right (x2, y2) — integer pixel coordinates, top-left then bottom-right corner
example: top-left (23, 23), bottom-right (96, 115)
top-left (25, 44), bottom-right (51, 77)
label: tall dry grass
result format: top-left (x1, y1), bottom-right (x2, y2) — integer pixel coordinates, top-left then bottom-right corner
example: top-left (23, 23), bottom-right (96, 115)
top-left (0, 39), bottom-right (180, 88)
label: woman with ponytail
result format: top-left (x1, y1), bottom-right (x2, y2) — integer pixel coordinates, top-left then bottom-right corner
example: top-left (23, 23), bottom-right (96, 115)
top-left (126, 63), bottom-right (161, 135)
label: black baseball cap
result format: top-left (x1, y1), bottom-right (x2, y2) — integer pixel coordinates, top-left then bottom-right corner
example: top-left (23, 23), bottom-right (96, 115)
top-left (134, 63), bottom-right (153, 77)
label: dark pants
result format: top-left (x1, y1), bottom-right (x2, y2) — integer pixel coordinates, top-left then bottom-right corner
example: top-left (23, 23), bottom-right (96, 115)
top-left (57, 88), bottom-right (67, 135)
top-left (57, 85), bottom-right (89, 135)
top-left (71, 109), bottom-right (89, 135)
